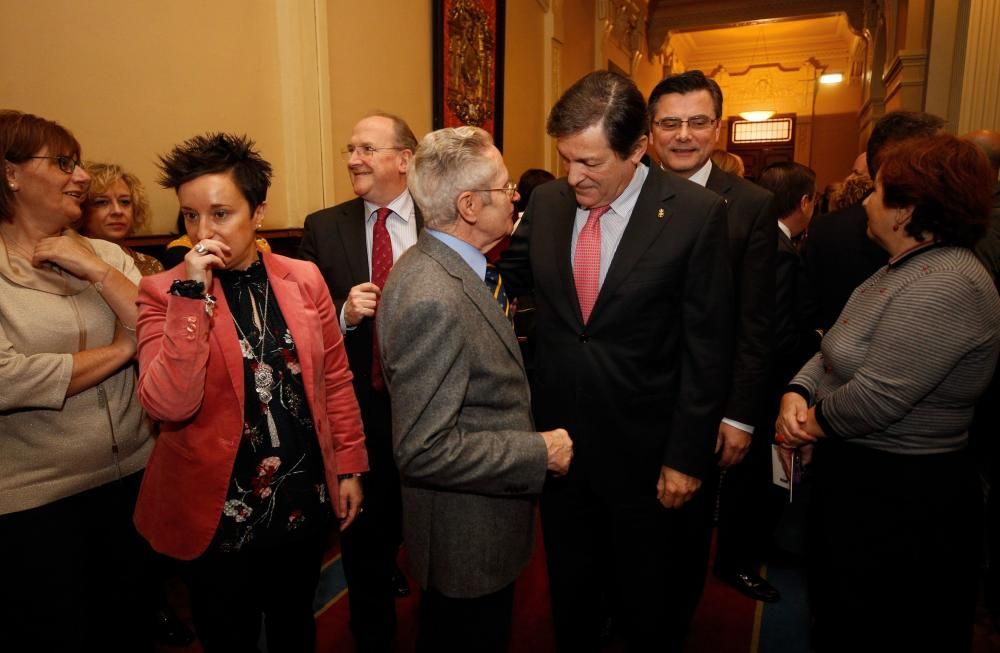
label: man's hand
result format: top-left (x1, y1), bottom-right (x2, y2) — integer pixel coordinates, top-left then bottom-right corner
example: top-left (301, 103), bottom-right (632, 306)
top-left (657, 465), bottom-right (701, 509)
top-left (343, 282), bottom-right (381, 327)
top-left (540, 428), bottom-right (573, 476)
top-left (715, 422), bottom-right (751, 468)
top-left (337, 476), bottom-right (364, 530)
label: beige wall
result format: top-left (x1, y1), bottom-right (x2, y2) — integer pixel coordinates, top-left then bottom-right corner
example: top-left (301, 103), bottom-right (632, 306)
top-left (561, 1), bottom-right (596, 102)
top-left (502, 0), bottom-right (549, 179)
top-left (0, 0), bottom-right (293, 234)
top-left (326, 0), bottom-right (432, 209)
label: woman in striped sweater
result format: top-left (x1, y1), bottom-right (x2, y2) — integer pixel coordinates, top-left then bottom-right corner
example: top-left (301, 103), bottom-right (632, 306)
top-left (776, 133), bottom-right (1000, 652)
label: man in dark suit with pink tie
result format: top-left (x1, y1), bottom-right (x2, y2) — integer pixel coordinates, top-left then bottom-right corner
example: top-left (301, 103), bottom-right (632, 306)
top-left (499, 70), bottom-right (734, 652)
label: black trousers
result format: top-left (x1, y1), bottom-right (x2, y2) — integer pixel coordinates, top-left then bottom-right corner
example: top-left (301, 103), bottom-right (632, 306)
top-left (540, 475), bottom-right (707, 653)
top-left (416, 583), bottom-right (515, 653)
top-left (339, 388), bottom-right (404, 651)
top-left (185, 534), bottom-right (325, 653)
top-left (808, 440), bottom-right (981, 653)
top-left (714, 429), bottom-right (787, 572)
top-left (0, 471), bottom-right (153, 653)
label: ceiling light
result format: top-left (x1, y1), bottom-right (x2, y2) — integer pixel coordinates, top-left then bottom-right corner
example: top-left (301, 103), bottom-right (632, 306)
top-left (820, 73), bottom-right (844, 84)
top-left (738, 110), bottom-right (776, 122)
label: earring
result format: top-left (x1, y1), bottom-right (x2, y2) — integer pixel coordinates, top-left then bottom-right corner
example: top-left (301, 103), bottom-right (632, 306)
top-left (892, 223), bottom-right (900, 232)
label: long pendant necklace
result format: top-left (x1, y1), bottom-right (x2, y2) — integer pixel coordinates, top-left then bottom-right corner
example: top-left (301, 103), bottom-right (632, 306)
top-left (231, 281), bottom-right (281, 446)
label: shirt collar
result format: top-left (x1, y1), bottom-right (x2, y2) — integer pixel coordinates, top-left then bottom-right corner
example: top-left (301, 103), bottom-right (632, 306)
top-left (364, 189), bottom-right (414, 224)
top-left (596, 163), bottom-right (648, 219)
top-left (686, 158), bottom-right (713, 187)
top-left (777, 220), bottom-right (792, 239)
top-left (425, 228), bottom-right (487, 281)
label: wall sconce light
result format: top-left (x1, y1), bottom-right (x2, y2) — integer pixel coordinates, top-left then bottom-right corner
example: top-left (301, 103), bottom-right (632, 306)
top-left (820, 72), bottom-right (844, 84)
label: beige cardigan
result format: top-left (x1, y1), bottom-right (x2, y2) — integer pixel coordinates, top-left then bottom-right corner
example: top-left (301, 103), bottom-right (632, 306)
top-left (0, 231), bottom-right (153, 515)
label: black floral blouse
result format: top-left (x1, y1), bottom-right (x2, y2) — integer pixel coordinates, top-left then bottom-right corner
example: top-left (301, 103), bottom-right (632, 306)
top-left (211, 260), bottom-right (330, 553)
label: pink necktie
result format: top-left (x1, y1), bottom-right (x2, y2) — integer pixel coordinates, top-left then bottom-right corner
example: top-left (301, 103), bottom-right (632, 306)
top-left (574, 205), bottom-right (610, 324)
top-left (370, 207), bottom-right (392, 390)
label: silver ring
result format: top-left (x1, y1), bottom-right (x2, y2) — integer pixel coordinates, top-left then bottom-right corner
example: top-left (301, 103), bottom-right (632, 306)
top-left (194, 243), bottom-right (207, 255)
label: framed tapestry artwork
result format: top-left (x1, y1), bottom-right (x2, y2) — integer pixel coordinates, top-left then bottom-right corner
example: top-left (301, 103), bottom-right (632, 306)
top-left (432, 0), bottom-right (506, 149)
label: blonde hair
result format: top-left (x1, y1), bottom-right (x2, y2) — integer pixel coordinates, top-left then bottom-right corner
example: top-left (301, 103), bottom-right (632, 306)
top-left (710, 150), bottom-right (744, 177)
top-left (828, 172), bottom-right (874, 212)
top-left (81, 162), bottom-right (152, 234)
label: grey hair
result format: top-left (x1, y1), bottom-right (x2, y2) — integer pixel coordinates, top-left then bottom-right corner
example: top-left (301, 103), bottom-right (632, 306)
top-left (407, 126), bottom-right (498, 229)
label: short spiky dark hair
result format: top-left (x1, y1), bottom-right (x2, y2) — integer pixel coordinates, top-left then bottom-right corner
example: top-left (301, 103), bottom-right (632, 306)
top-left (546, 70), bottom-right (647, 159)
top-left (648, 70), bottom-right (724, 125)
top-left (157, 133), bottom-right (272, 210)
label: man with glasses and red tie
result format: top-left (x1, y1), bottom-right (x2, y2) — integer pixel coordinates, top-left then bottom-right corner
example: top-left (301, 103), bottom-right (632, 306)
top-left (498, 70), bottom-right (734, 652)
top-left (299, 111), bottom-right (420, 653)
top-left (648, 71), bottom-right (779, 611)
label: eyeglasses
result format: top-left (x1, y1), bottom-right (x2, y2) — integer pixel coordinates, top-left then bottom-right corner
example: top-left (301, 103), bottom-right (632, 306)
top-left (651, 116), bottom-right (717, 132)
top-left (26, 155), bottom-right (83, 174)
top-left (472, 181), bottom-right (518, 200)
top-left (340, 144), bottom-right (403, 161)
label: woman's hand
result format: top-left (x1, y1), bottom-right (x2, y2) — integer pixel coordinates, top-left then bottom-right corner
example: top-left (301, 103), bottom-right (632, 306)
top-left (337, 476), bottom-right (364, 531)
top-left (776, 392), bottom-right (817, 448)
top-left (32, 235), bottom-right (107, 281)
top-left (184, 239), bottom-right (230, 286)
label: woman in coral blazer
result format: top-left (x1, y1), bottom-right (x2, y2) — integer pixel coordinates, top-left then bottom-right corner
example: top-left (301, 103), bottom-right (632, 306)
top-left (134, 133), bottom-right (367, 653)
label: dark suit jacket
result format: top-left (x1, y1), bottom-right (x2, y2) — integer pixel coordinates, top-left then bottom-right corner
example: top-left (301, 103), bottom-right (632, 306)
top-left (376, 232), bottom-right (548, 598)
top-left (802, 201), bottom-right (887, 333)
top-left (774, 229), bottom-right (821, 392)
top-left (299, 197), bottom-right (423, 431)
top-left (705, 166), bottom-right (776, 428)
top-left (499, 166), bottom-right (734, 492)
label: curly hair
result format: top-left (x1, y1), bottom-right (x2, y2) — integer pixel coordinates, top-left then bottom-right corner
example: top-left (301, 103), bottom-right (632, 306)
top-left (80, 162), bottom-right (152, 235)
top-left (877, 134), bottom-right (993, 247)
top-left (157, 133), bottom-right (272, 211)
top-left (828, 173), bottom-right (873, 212)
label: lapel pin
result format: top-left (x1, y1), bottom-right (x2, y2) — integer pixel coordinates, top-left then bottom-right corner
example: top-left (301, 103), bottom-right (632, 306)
top-left (657, 208), bottom-right (665, 219)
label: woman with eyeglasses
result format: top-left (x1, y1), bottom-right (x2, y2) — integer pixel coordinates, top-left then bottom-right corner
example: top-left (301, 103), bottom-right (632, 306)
top-left (134, 132), bottom-right (367, 652)
top-left (0, 111), bottom-right (154, 650)
top-left (79, 162), bottom-right (164, 276)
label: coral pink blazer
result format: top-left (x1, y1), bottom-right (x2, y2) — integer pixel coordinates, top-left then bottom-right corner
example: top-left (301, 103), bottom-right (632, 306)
top-left (133, 253), bottom-right (368, 559)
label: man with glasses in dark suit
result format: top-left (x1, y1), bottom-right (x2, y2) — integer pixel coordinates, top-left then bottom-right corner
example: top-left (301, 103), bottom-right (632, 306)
top-left (299, 111), bottom-right (420, 653)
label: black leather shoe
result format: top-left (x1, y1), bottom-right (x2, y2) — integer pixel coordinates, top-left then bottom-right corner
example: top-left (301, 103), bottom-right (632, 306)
top-left (392, 567), bottom-right (411, 598)
top-left (715, 569), bottom-right (781, 603)
top-left (151, 608), bottom-right (196, 646)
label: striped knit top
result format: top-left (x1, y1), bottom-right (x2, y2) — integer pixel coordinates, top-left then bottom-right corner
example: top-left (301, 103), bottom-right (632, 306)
top-left (790, 243), bottom-right (1000, 455)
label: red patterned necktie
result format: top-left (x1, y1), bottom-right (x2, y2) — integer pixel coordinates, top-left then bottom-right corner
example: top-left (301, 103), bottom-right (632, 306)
top-left (573, 205), bottom-right (610, 324)
top-left (370, 207), bottom-right (392, 390)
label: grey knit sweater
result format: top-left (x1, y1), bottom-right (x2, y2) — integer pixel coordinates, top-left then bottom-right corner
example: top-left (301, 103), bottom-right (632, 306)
top-left (791, 244), bottom-right (1000, 454)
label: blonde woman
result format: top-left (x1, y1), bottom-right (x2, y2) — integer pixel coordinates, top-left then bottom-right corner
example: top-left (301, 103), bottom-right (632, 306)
top-left (80, 162), bottom-right (164, 276)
